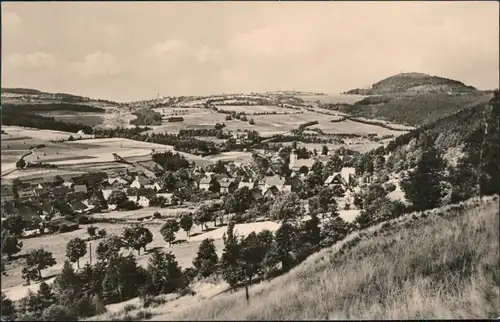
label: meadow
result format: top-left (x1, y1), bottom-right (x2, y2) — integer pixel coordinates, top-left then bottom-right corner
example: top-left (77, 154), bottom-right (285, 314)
top-left (1, 219), bottom-right (281, 301)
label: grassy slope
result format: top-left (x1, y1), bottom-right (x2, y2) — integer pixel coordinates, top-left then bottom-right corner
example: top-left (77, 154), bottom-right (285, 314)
top-left (167, 196), bottom-right (499, 320)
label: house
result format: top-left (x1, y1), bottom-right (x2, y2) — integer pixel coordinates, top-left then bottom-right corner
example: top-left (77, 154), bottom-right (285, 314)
top-left (18, 188), bottom-right (36, 199)
top-left (145, 182), bottom-right (162, 191)
top-left (34, 187), bottom-right (51, 198)
top-left (238, 180), bottom-right (255, 190)
top-left (324, 172), bottom-right (347, 189)
top-left (73, 184), bottom-right (88, 194)
top-left (219, 178), bottom-right (238, 194)
top-left (107, 177), bottom-right (129, 185)
top-left (251, 188), bottom-right (264, 201)
top-left (130, 175), bottom-right (151, 189)
top-left (137, 189), bottom-right (157, 207)
top-left (71, 172), bottom-right (108, 188)
top-left (290, 150), bottom-right (315, 171)
top-left (62, 180), bottom-right (74, 188)
top-left (126, 188), bottom-right (139, 203)
top-left (264, 186), bottom-right (280, 199)
top-left (50, 186), bottom-right (73, 198)
top-left (340, 167), bottom-right (356, 186)
top-left (66, 191), bottom-right (87, 202)
top-left (70, 200), bottom-right (89, 214)
top-left (1, 185), bottom-right (15, 204)
top-left (126, 188), bottom-right (156, 207)
top-left (199, 175), bottom-right (214, 191)
top-left (263, 175), bottom-right (286, 191)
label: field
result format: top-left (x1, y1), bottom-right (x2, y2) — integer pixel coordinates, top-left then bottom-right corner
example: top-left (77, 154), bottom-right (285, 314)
top-left (203, 151), bottom-right (254, 164)
top-left (214, 105), bottom-right (291, 114)
top-left (156, 196), bottom-right (499, 320)
top-left (144, 105), bottom-right (411, 140)
top-left (273, 141), bottom-right (384, 154)
top-left (312, 119), bottom-right (406, 136)
top-left (1, 132), bottom-right (214, 180)
top-left (297, 94), bottom-right (367, 105)
top-left (147, 108), bottom-right (224, 134)
top-left (34, 111), bottom-right (104, 126)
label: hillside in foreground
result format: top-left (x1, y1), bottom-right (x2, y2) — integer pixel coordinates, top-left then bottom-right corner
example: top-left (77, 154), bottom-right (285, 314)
top-left (162, 196), bottom-right (499, 320)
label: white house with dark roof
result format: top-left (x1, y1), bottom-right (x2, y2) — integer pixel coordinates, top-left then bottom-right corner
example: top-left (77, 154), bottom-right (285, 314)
top-left (199, 174), bottom-right (214, 191)
top-left (130, 175), bottom-right (151, 189)
top-left (340, 167), bottom-right (356, 186)
top-left (263, 175), bottom-right (286, 191)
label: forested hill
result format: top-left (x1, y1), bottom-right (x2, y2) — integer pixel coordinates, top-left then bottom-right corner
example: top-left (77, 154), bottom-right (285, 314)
top-left (328, 73), bottom-right (492, 126)
top-left (2, 87), bottom-right (119, 106)
top-left (344, 72), bottom-right (477, 95)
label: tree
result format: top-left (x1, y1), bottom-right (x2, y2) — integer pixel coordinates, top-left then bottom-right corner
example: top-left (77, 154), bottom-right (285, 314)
top-left (401, 146), bottom-right (445, 211)
top-left (1, 230), bottom-right (23, 260)
top-left (300, 212), bottom-right (321, 248)
top-left (122, 224), bottom-right (153, 255)
top-left (224, 186), bottom-right (253, 214)
top-left (193, 238), bottom-right (219, 278)
top-left (25, 248), bottom-right (57, 280)
top-left (373, 155), bottom-right (385, 171)
top-left (321, 216), bottom-right (351, 248)
top-left (272, 221), bottom-right (297, 272)
top-left (161, 219), bottom-right (180, 247)
top-left (1, 293), bottom-right (16, 320)
top-left (102, 254), bottom-right (147, 303)
top-left (52, 261), bottom-right (81, 308)
top-left (65, 237), bottom-right (87, 269)
top-left (269, 193), bottom-right (304, 222)
top-left (212, 160), bottom-right (227, 174)
top-left (145, 251), bottom-right (185, 296)
top-left (16, 158), bottom-right (26, 169)
top-left (194, 206), bottom-right (212, 231)
top-left (317, 187), bottom-right (340, 215)
top-left (3, 214), bottom-right (27, 236)
top-left (97, 229), bottom-right (107, 238)
top-left (249, 118), bottom-right (255, 125)
top-left (324, 154), bottom-right (342, 173)
top-left (87, 225), bottom-right (98, 239)
top-left (179, 213), bottom-right (194, 238)
top-left (96, 235), bottom-right (122, 261)
top-left (322, 145), bottom-right (329, 155)
top-left (220, 221), bottom-right (244, 289)
top-left (208, 179), bottom-right (221, 193)
top-left (107, 190), bottom-right (128, 206)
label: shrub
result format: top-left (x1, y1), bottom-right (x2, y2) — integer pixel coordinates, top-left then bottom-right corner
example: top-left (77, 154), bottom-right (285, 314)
top-left (385, 183), bottom-right (397, 193)
top-left (78, 216), bottom-right (90, 224)
top-left (58, 224), bottom-right (69, 233)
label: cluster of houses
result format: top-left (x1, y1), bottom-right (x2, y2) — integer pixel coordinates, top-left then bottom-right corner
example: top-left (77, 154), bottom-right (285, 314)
top-left (2, 148), bottom-right (363, 225)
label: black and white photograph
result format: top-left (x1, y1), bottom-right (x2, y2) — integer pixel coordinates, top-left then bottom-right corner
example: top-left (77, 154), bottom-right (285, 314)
top-left (1, 1), bottom-right (499, 320)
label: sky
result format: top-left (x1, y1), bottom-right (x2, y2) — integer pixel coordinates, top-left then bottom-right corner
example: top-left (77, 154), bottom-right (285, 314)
top-left (2, 1), bottom-right (499, 102)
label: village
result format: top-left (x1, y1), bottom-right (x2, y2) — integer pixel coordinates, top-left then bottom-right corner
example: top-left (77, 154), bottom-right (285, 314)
top-left (1, 145), bottom-right (373, 238)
